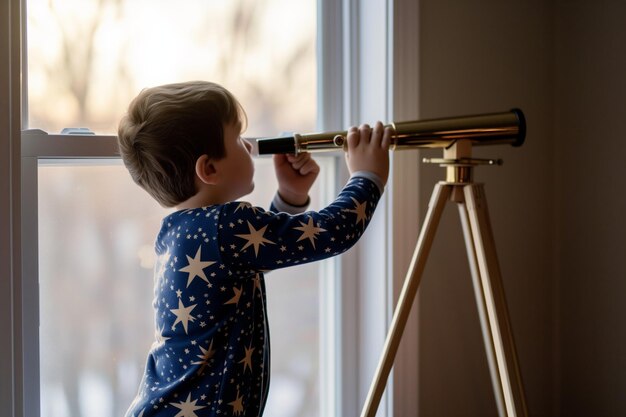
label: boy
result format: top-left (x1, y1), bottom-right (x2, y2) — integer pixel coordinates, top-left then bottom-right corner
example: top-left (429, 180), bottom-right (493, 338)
top-left (117, 81), bottom-right (391, 416)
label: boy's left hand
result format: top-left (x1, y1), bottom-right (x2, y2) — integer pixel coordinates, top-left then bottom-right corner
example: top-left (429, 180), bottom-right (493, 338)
top-left (273, 153), bottom-right (319, 206)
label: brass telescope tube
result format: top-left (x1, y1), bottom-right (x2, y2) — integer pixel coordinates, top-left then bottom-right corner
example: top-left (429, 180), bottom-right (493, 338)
top-left (256, 109), bottom-right (525, 155)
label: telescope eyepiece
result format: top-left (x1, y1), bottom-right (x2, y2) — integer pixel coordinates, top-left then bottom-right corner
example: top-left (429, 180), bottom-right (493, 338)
top-left (257, 136), bottom-right (296, 155)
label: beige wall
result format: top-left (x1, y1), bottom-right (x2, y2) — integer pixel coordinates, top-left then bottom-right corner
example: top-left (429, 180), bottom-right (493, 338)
top-left (407, 0), bottom-right (626, 415)
top-left (555, 1), bottom-right (626, 415)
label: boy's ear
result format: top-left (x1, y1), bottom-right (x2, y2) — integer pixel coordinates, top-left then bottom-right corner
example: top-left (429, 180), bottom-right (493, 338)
top-left (195, 155), bottom-right (219, 185)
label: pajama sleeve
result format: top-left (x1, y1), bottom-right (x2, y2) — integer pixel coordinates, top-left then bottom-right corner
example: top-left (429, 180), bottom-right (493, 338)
top-left (216, 175), bottom-right (382, 273)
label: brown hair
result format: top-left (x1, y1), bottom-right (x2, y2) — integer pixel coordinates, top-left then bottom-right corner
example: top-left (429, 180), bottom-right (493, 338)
top-left (117, 81), bottom-right (246, 207)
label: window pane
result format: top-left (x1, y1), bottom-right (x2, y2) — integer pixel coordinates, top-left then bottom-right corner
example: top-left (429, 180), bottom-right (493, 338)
top-left (30, 1), bottom-right (321, 415)
top-left (38, 159), bottom-right (325, 417)
top-left (26, 0), bottom-right (316, 136)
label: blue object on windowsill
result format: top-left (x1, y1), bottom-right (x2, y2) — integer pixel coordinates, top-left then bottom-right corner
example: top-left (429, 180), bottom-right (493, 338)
top-left (60, 127), bottom-right (95, 135)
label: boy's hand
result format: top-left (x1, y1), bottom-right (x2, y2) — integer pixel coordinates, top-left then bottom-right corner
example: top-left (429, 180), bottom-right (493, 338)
top-left (345, 121), bottom-right (392, 185)
top-left (273, 153), bottom-right (320, 206)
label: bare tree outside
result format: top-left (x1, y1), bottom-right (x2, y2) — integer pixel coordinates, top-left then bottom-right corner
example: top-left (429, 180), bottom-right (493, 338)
top-left (27, 0), bottom-right (316, 136)
top-left (29, 1), bottom-right (320, 416)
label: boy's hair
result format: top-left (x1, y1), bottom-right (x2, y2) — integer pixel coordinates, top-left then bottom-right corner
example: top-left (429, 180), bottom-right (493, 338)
top-left (117, 81), bottom-right (246, 207)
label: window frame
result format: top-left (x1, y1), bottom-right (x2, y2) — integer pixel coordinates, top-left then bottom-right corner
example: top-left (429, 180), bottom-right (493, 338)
top-left (321, 0), bottom-right (421, 415)
top-left (3, 0), bottom-right (421, 416)
top-left (1, 0), bottom-right (23, 415)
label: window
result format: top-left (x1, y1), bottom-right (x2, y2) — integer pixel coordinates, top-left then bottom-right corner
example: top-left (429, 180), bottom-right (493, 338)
top-left (5, 0), bottom-right (418, 416)
top-left (26, 1), bottom-right (326, 416)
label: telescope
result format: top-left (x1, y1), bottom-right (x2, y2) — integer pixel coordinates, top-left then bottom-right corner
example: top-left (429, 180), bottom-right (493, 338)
top-left (256, 109), bottom-right (525, 155)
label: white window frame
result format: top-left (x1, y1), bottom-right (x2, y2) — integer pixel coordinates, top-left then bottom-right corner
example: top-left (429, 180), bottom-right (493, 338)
top-left (323, 1), bottom-right (421, 416)
top-left (2, 0), bottom-right (421, 416)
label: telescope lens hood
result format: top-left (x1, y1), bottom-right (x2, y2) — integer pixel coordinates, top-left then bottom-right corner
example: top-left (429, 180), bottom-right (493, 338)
top-left (511, 108), bottom-right (526, 147)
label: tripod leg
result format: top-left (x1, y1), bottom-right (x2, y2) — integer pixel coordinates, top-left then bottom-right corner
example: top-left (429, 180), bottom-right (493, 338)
top-left (360, 182), bottom-right (451, 417)
top-left (458, 199), bottom-right (508, 417)
top-left (461, 184), bottom-right (528, 417)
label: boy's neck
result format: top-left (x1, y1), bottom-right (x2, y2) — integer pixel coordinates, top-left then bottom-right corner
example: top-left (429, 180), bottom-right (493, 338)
top-left (176, 190), bottom-right (219, 211)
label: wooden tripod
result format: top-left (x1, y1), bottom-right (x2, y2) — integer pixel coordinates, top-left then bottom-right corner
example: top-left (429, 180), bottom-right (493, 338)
top-left (360, 140), bottom-right (528, 417)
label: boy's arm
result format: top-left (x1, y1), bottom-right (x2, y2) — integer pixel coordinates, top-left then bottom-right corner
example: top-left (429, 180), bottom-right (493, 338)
top-left (217, 122), bottom-right (391, 273)
top-left (217, 175), bottom-right (382, 272)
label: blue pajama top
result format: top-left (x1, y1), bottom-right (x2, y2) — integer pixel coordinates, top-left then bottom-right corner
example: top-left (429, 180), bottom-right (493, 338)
top-left (125, 174), bottom-right (382, 417)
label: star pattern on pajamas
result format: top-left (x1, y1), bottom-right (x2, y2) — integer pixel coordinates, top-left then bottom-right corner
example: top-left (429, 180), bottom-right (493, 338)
top-left (125, 176), bottom-right (381, 417)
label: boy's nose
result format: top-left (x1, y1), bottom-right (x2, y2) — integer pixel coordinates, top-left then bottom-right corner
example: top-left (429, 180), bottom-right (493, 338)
top-left (242, 138), bottom-right (260, 156)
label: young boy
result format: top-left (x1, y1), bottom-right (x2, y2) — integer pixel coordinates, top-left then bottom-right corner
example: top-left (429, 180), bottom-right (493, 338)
top-left (117, 80), bottom-right (391, 417)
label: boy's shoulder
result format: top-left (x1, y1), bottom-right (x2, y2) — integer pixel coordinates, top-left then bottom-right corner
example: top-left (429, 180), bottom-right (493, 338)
top-left (161, 201), bottom-right (270, 228)
top-left (220, 201), bottom-right (268, 215)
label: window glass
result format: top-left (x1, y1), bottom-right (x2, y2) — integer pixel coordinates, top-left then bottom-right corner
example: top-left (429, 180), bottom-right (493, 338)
top-left (29, 0), bottom-right (320, 416)
top-left (26, 0), bottom-right (316, 136)
top-left (38, 159), bottom-right (325, 417)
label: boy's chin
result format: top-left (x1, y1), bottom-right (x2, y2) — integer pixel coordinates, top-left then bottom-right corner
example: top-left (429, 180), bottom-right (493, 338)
top-left (233, 182), bottom-right (254, 200)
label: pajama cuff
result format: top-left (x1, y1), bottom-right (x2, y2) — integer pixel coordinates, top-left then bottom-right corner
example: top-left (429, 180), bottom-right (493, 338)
top-left (350, 171), bottom-right (385, 195)
top-left (272, 192), bottom-right (311, 215)
top-left (272, 171), bottom-right (383, 214)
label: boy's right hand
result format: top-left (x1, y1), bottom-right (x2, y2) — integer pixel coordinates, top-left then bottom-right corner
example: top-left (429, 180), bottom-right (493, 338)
top-left (345, 121), bottom-right (393, 186)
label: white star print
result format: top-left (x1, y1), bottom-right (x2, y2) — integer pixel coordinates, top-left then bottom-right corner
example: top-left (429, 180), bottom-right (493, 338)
top-left (239, 344), bottom-right (255, 373)
top-left (155, 323), bottom-right (170, 345)
top-left (293, 216), bottom-right (327, 249)
top-left (179, 246), bottom-right (215, 287)
top-left (170, 393), bottom-right (206, 417)
top-left (224, 286), bottom-right (243, 306)
top-left (348, 197), bottom-right (368, 227)
top-left (229, 390), bottom-right (245, 415)
top-left (192, 339), bottom-right (216, 375)
top-left (235, 221), bottom-right (276, 257)
top-left (234, 202), bottom-right (251, 211)
top-left (170, 299), bottom-right (197, 334)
